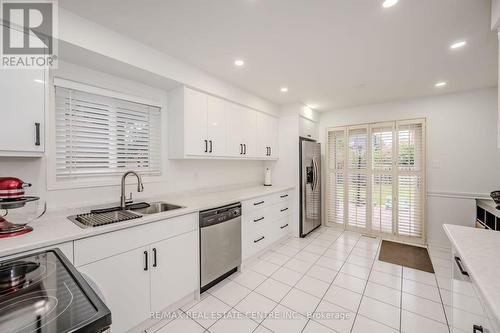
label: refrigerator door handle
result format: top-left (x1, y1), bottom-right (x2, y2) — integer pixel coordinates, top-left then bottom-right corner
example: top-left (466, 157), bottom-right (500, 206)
top-left (312, 158), bottom-right (318, 191)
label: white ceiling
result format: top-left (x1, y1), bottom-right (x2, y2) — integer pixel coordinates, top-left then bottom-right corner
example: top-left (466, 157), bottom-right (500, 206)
top-left (59, 0), bottom-right (498, 111)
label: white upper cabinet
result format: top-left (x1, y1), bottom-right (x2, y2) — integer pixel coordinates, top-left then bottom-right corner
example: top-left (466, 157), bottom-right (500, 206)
top-left (227, 103), bottom-right (257, 157)
top-left (184, 87), bottom-right (208, 156)
top-left (257, 112), bottom-right (279, 159)
top-left (206, 95), bottom-right (227, 156)
top-left (169, 86), bottom-right (278, 160)
top-left (299, 116), bottom-right (319, 141)
top-left (0, 67), bottom-right (45, 156)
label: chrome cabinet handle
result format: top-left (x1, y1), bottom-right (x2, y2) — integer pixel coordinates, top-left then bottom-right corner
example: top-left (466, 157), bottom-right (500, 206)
top-left (280, 194), bottom-right (288, 198)
top-left (35, 123), bottom-right (40, 146)
top-left (280, 224), bottom-right (289, 229)
top-left (454, 256), bottom-right (469, 277)
top-left (240, 144), bottom-right (243, 154)
top-left (209, 140), bottom-right (213, 153)
top-left (152, 248), bottom-right (157, 268)
top-left (254, 217), bottom-right (264, 222)
top-left (243, 144), bottom-right (247, 155)
top-left (254, 236), bottom-right (265, 243)
top-left (473, 325), bottom-right (484, 333)
top-left (143, 251), bottom-right (148, 271)
top-left (280, 208), bottom-right (289, 212)
top-left (254, 201), bottom-right (264, 206)
top-left (204, 140), bottom-right (208, 153)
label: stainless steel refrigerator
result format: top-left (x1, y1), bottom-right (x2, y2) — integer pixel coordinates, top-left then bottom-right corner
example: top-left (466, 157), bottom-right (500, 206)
top-left (300, 138), bottom-right (322, 237)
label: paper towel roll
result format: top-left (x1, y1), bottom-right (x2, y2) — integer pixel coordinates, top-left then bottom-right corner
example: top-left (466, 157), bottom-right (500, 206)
top-left (264, 168), bottom-right (272, 186)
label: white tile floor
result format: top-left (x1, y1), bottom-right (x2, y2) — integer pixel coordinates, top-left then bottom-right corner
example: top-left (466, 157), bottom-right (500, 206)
top-left (151, 226), bottom-right (453, 333)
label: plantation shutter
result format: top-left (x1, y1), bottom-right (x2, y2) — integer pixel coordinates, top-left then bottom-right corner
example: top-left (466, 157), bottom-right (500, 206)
top-left (326, 119), bottom-right (425, 242)
top-left (347, 127), bottom-right (368, 229)
top-left (327, 129), bottom-right (346, 225)
top-left (396, 121), bottom-right (425, 238)
top-left (55, 84), bottom-right (161, 178)
top-left (371, 124), bottom-right (394, 234)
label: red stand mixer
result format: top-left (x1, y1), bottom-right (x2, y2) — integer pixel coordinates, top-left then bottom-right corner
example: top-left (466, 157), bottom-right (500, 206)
top-left (0, 177), bottom-right (45, 238)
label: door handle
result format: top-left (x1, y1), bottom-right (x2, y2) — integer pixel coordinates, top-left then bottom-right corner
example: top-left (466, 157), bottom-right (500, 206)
top-left (253, 200), bottom-right (265, 206)
top-left (269, 147), bottom-right (272, 156)
top-left (280, 224), bottom-right (289, 229)
top-left (209, 140), bottom-right (213, 153)
top-left (280, 194), bottom-right (288, 198)
top-left (152, 248), bottom-right (157, 268)
top-left (312, 158), bottom-right (319, 191)
top-left (454, 256), bottom-right (469, 277)
top-left (267, 147), bottom-right (270, 156)
top-left (34, 123), bottom-right (40, 146)
top-left (254, 217), bottom-right (265, 222)
top-left (240, 144), bottom-right (243, 155)
top-left (143, 251), bottom-right (148, 271)
top-left (244, 144), bottom-right (247, 155)
top-left (204, 140), bottom-right (208, 153)
top-left (254, 236), bottom-right (265, 243)
top-left (280, 208), bottom-right (289, 212)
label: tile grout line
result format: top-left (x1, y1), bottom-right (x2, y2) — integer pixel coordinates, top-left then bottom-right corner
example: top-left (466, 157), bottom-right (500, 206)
top-left (348, 235), bottom-right (385, 333)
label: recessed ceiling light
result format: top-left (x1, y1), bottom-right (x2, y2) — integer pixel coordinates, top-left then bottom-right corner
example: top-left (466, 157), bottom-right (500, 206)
top-left (280, 87), bottom-right (288, 93)
top-left (234, 59), bottom-right (245, 66)
top-left (435, 81), bottom-right (447, 88)
top-left (450, 40), bottom-right (466, 49)
top-left (382, 0), bottom-right (398, 8)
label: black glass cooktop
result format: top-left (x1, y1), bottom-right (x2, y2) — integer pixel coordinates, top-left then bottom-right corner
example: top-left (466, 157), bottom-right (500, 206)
top-left (0, 249), bottom-right (111, 333)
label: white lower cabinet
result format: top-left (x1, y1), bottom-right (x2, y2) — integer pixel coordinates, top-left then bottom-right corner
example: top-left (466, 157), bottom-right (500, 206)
top-left (75, 213), bottom-right (199, 332)
top-left (78, 246), bottom-right (151, 333)
top-left (452, 247), bottom-right (499, 333)
top-left (150, 230), bottom-right (198, 312)
top-left (242, 191), bottom-right (292, 260)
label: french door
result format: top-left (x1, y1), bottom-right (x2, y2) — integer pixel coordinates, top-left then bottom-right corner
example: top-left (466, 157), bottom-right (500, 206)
top-left (327, 119), bottom-right (426, 243)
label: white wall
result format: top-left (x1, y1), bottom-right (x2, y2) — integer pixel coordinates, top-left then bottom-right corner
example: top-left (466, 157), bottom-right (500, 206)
top-left (0, 61), bottom-right (267, 210)
top-left (319, 88), bottom-right (499, 246)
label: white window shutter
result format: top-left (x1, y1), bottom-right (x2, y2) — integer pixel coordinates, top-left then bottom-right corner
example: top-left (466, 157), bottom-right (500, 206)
top-left (396, 121), bottom-right (425, 238)
top-left (326, 119), bottom-right (425, 242)
top-left (327, 129), bottom-right (346, 225)
top-left (371, 125), bottom-right (394, 234)
top-left (347, 127), bottom-right (368, 229)
top-left (55, 86), bottom-right (161, 179)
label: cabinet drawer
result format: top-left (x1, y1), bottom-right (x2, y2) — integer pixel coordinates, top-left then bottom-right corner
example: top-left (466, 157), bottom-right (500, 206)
top-left (275, 201), bottom-right (291, 220)
top-left (74, 213), bottom-right (197, 267)
top-left (242, 194), bottom-right (275, 212)
top-left (273, 218), bottom-right (291, 239)
top-left (242, 231), bottom-right (269, 260)
top-left (275, 191), bottom-right (292, 203)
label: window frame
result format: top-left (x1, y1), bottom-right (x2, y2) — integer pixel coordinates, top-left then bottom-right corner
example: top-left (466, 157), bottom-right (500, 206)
top-left (47, 77), bottom-right (165, 190)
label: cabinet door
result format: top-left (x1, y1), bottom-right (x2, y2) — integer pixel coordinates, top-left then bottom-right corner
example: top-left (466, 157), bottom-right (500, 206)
top-left (78, 246), bottom-right (150, 333)
top-left (227, 104), bottom-right (257, 157)
top-left (207, 96), bottom-right (227, 156)
top-left (184, 88), bottom-right (208, 156)
top-left (257, 113), bottom-right (279, 158)
top-left (0, 67), bottom-right (45, 154)
top-left (300, 116), bottom-right (319, 141)
top-left (150, 230), bottom-right (198, 312)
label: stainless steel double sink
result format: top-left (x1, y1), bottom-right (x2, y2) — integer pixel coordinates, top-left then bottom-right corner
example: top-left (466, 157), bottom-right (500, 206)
top-left (68, 202), bottom-right (184, 229)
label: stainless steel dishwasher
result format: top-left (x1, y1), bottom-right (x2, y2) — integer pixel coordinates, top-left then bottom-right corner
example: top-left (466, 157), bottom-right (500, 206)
top-left (200, 202), bottom-right (242, 293)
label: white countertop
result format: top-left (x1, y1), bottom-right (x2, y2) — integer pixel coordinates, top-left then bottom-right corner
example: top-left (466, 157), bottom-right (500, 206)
top-left (0, 184), bottom-right (294, 258)
top-left (443, 224), bottom-right (500, 327)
